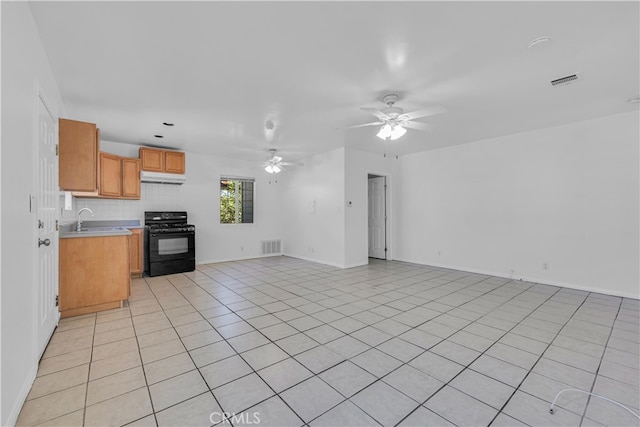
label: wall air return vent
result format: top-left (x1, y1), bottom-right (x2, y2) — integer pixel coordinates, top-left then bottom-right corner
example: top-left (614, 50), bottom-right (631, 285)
top-left (550, 74), bottom-right (580, 87)
top-left (261, 240), bottom-right (282, 255)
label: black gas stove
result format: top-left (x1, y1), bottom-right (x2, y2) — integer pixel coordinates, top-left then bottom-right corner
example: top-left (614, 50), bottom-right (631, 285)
top-left (144, 211), bottom-right (196, 277)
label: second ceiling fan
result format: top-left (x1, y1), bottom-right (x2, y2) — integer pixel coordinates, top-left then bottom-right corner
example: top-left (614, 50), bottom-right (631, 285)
top-left (263, 149), bottom-right (293, 174)
top-left (349, 93), bottom-right (447, 140)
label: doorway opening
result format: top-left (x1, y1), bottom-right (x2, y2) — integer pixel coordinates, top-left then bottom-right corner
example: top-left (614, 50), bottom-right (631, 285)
top-left (368, 174), bottom-right (387, 260)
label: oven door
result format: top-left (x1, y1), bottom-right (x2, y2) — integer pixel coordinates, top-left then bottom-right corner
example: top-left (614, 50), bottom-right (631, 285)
top-left (148, 231), bottom-right (195, 263)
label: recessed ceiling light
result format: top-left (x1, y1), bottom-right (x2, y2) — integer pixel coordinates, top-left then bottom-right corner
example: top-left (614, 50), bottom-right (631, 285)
top-left (162, 122), bottom-right (174, 126)
top-left (627, 97), bottom-right (640, 104)
top-left (154, 135), bottom-right (164, 138)
top-left (528, 36), bottom-right (552, 49)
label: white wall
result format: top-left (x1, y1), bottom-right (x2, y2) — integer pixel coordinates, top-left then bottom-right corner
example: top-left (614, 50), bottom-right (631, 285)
top-left (344, 148), bottom-right (395, 267)
top-left (1, 3), bottom-right (66, 425)
top-left (69, 140), bottom-right (284, 265)
top-left (394, 111), bottom-right (639, 298)
top-left (282, 148), bottom-right (346, 267)
top-left (184, 148), bottom-right (283, 264)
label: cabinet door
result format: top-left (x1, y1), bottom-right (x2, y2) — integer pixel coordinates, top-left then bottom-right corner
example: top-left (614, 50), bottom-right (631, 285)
top-left (59, 119), bottom-right (98, 191)
top-left (128, 229), bottom-right (143, 276)
top-left (165, 151), bottom-right (186, 174)
top-left (121, 158), bottom-right (141, 199)
top-left (140, 147), bottom-right (164, 172)
top-left (99, 152), bottom-right (122, 197)
top-left (59, 236), bottom-right (130, 311)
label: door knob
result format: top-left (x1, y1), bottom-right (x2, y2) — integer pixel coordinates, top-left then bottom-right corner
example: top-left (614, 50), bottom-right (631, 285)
top-left (38, 238), bottom-right (51, 247)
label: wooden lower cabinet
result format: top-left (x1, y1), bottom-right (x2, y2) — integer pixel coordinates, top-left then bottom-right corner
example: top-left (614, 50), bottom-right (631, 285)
top-left (59, 235), bottom-right (130, 318)
top-left (128, 228), bottom-right (143, 277)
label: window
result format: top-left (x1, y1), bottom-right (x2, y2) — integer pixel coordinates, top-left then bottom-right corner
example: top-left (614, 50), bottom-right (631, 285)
top-left (220, 178), bottom-right (254, 224)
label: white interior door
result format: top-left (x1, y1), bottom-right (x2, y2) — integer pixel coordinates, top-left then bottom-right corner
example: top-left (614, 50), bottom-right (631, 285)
top-left (35, 94), bottom-right (59, 358)
top-left (368, 176), bottom-right (386, 259)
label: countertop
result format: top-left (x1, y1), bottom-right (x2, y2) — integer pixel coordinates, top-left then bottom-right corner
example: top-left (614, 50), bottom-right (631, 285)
top-left (60, 219), bottom-right (141, 239)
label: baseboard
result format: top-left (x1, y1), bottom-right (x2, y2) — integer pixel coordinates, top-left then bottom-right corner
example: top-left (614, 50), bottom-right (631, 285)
top-left (4, 363), bottom-right (38, 426)
top-left (283, 253), bottom-right (346, 269)
top-left (344, 261), bottom-right (369, 269)
top-left (196, 254), bottom-right (284, 265)
top-left (394, 257), bottom-right (640, 300)
top-left (523, 275), bottom-right (640, 300)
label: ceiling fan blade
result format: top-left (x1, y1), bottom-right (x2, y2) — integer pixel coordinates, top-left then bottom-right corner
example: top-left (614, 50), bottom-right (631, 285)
top-left (403, 121), bottom-right (433, 132)
top-left (345, 121), bottom-right (384, 129)
top-left (360, 107), bottom-right (390, 121)
top-left (273, 155), bottom-right (282, 163)
top-left (401, 105), bottom-right (447, 120)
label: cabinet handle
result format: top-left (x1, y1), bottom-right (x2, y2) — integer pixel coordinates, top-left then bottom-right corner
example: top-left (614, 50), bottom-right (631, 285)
top-left (38, 238), bottom-right (51, 247)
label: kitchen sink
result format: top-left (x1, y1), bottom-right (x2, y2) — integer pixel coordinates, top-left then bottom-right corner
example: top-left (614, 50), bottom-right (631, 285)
top-left (78, 227), bottom-right (126, 232)
top-left (61, 226), bottom-right (132, 237)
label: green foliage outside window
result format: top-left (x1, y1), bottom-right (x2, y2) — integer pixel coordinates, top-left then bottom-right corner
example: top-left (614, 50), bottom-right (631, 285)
top-left (220, 179), bottom-right (253, 224)
top-left (220, 180), bottom-right (242, 224)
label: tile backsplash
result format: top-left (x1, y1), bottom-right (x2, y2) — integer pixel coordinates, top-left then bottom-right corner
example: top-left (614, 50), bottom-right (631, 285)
top-left (60, 183), bottom-right (183, 223)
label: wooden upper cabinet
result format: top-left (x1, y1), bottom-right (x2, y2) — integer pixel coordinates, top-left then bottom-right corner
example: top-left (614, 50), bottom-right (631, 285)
top-left (121, 158), bottom-right (141, 199)
top-left (164, 151), bottom-right (185, 174)
top-left (139, 148), bottom-right (164, 172)
top-left (140, 147), bottom-right (185, 174)
top-left (99, 155), bottom-right (140, 199)
top-left (59, 119), bottom-right (99, 191)
top-left (99, 153), bottom-right (122, 197)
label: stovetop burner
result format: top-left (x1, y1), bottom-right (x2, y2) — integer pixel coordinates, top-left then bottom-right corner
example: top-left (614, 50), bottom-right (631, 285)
top-left (144, 211), bottom-right (195, 233)
top-left (147, 223), bottom-right (195, 233)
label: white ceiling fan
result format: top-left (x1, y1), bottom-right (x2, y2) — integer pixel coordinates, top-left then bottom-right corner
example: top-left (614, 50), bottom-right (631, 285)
top-left (349, 94), bottom-right (447, 140)
top-left (263, 149), bottom-right (293, 174)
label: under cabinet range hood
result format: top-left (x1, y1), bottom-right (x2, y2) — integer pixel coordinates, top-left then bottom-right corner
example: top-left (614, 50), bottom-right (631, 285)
top-left (140, 171), bottom-right (186, 185)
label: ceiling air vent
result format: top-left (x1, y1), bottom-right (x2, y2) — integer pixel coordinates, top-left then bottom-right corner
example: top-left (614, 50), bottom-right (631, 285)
top-left (550, 74), bottom-right (579, 87)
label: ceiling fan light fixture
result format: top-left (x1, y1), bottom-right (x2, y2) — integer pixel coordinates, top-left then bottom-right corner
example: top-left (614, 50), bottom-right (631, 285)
top-left (389, 125), bottom-right (407, 140)
top-left (272, 165), bottom-right (281, 174)
top-left (376, 124), bottom-right (392, 140)
top-left (265, 165), bottom-right (274, 173)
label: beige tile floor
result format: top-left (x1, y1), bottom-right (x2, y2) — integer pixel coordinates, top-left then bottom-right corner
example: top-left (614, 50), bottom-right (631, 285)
top-left (16, 257), bottom-right (640, 426)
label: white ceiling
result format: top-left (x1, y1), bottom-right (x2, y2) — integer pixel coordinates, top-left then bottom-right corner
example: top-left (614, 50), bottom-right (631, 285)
top-left (29, 1), bottom-right (639, 164)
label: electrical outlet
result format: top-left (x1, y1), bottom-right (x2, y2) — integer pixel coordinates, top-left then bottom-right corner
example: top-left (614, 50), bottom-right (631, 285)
top-left (543, 262), bottom-right (548, 270)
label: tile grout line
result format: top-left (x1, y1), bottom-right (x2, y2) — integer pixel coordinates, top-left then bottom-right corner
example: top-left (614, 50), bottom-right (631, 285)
top-left (579, 296), bottom-right (623, 425)
top-left (157, 272), bottom-right (308, 426)
top-left (126, 294), bottom-right (161, 427)
top-left (486, 289), bottom-right (595, 426)
top-left (141, 274), bottom-right (230, 426)
top-left (82, 313), bottom-right (98, 427)
top-left (389, 277), bottom-right (554, 426)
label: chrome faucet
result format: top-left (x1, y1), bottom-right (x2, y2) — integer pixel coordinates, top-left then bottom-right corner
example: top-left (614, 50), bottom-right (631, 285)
top-left (76, 208), bottom-right (94, 231)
